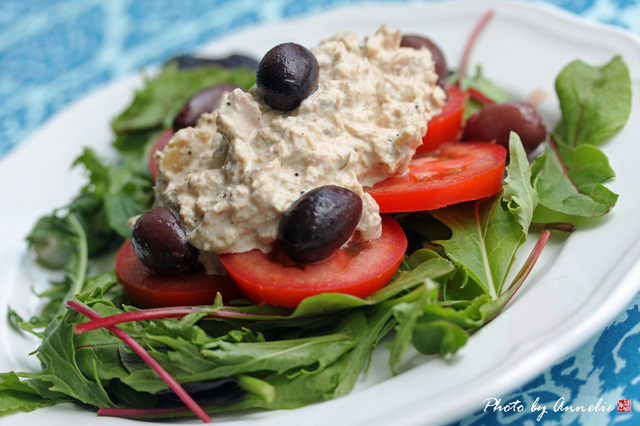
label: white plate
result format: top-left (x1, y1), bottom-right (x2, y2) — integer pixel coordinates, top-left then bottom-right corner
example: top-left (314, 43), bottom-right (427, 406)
top-left (1, 1), bottom-right (640, 425)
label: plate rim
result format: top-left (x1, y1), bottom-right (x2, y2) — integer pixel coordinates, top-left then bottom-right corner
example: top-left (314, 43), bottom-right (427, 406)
top-left (1, 1), bottom-right (639, 425)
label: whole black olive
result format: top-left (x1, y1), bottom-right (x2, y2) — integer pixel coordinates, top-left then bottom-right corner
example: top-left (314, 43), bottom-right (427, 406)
top-left (256, 42), bottom-right (319, 111)
top-left (277, 185), bottom-right (363, 263)
top-left (173, 83), bottom-right (238, 131)
top-left (462, 102), bottom-right (547, 153)
top-left (400, 35), bottom-right (448, 87)
top-left (131, 207), bottom-right (200, 275)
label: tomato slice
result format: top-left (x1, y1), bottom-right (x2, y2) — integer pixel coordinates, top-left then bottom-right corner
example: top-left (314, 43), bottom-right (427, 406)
top-left (115, 240), bottom-right (242, 308)
top-left (218, 215), bottom-right (407, 308)
top-left (417, 85), bottom-right (468, 154)
top-left (367, 141), bottom-right (506, 213)
top-left (149, 129), bottom-right (175, 180)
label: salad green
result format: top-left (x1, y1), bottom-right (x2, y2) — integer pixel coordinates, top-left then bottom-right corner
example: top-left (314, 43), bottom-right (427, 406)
top-left (0, 43), bottom-right (631, 422)
top-left (533, 56), bottom-right (630, 218)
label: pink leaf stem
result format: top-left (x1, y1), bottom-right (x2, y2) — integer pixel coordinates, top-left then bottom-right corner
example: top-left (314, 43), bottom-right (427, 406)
top-left (457, 9), bottom-right (495, 88)
top-left (467, 87), bottom-right (496, 105)
top-left (65, 300), bottom-right (212, 423)
top-left (504, 230), bottom-right (551, 304)
top-left (98, 405), bottom-right (193, 419)
top-left (74, 306), bottom-right (210, 334)
top-left (74, 305), bottom-right (286, 334)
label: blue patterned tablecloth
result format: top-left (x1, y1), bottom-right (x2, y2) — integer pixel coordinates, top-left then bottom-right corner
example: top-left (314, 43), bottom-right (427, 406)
top-left (1, 1), bottom-right (639, 425)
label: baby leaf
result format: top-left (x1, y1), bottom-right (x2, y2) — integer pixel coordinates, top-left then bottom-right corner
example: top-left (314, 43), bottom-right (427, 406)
top-left (16, 214), bottom-right (88, 336)
top-left (19, 312), bottom-right (115, 408)
top-left (0, 372), bottom-right (70, 414)
top-left (553, 56), bottom-right (631, 147)
top-left (533, 141), bottom-right (617, 217)
top-left (411, 320), bottom-right (468, 355)
top-left (432, 134), bottom-right (537, 298)
top-left (533, 56), bottom-right (630, 218)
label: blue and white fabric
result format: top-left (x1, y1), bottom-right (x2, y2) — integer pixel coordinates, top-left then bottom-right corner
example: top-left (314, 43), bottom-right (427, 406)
top-left (1, 1), bottom-right (638, 424)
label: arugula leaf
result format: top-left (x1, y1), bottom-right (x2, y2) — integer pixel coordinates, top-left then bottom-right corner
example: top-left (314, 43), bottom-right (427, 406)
top-left (16, 214), bottom-right (88, 336)
top-left (25, 147), bottom-right (152, 266)
top-left (388, 235), bottom-right (550, 366)
top-left (73, 148), bottom-right (153, 240)
top-left (0, 372), bottom-right (70, 415)
top-left (6, 254), bottom-right (452, 418)
top-left (18, 310), bottom-right (116, 408)
top-left (30, 295), bottom-right (394, 414)
top-left (431, 134), bottom-right (537, 298)
top-left (388, 278), bottom-right (509, 369)
top-left (388, 280), bottom-right (439, 372)
top-left (411, 320), bottom-right (468, 355)
top-left (25, 214), bottom-right (76, 270)
top-left (504, 133), bottom-right (538, 234)
top-left (533, 56), bottom-right (630, 218)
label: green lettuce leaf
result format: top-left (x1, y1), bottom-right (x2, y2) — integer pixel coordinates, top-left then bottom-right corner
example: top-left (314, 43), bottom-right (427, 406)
top-left (533, 142), bottom-right (617, 217)
top-left (16, 214), bottom-right (88, 336)
top-left (0, 372), bottom-right (70, 415)
top-left (533, 56), bottom-right (630, 217)
top-left (18, 310), bottom-right (115, 408)
top-left (553, 56), bottom-right (631, 147)
top-left (431, 134), bottom-right (537, 298)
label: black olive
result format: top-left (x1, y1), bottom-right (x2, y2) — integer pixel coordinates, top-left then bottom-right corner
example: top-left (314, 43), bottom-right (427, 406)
top-left (277, 185), bottom-right (363, 263)
top-left (131, 207), bottom-right (200, 275)
top-left (256, 42), bottom-right (319, 111)
top-left (173, 84), bottom-right (238, 131)
top-left (462, 102), bottom-right (547, 154)
top-left (400, 35), bottom-right (448, 87)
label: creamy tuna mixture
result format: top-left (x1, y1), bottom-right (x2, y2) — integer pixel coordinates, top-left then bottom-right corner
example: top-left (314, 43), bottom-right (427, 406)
top-left (154, 25), bottom-right (446, 255)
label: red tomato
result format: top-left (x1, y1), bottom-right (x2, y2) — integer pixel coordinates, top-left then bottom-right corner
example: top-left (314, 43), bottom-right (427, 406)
top-left (115, 240), bottom-right (242, 308)
top-left (218, 215), bottom-right (407, 308)
top-left (149, 129), bottom-right (175, 180)
top-left (367, 141), bottom-right (506, 213)
top-left (417, 85), bottom-right (468, 154)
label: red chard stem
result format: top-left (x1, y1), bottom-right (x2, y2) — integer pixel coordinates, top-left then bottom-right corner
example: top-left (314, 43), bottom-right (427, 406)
top-left (65, 300), bottom-right (212, 423)
top-left (457, 9), bottom-right (495, 88)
